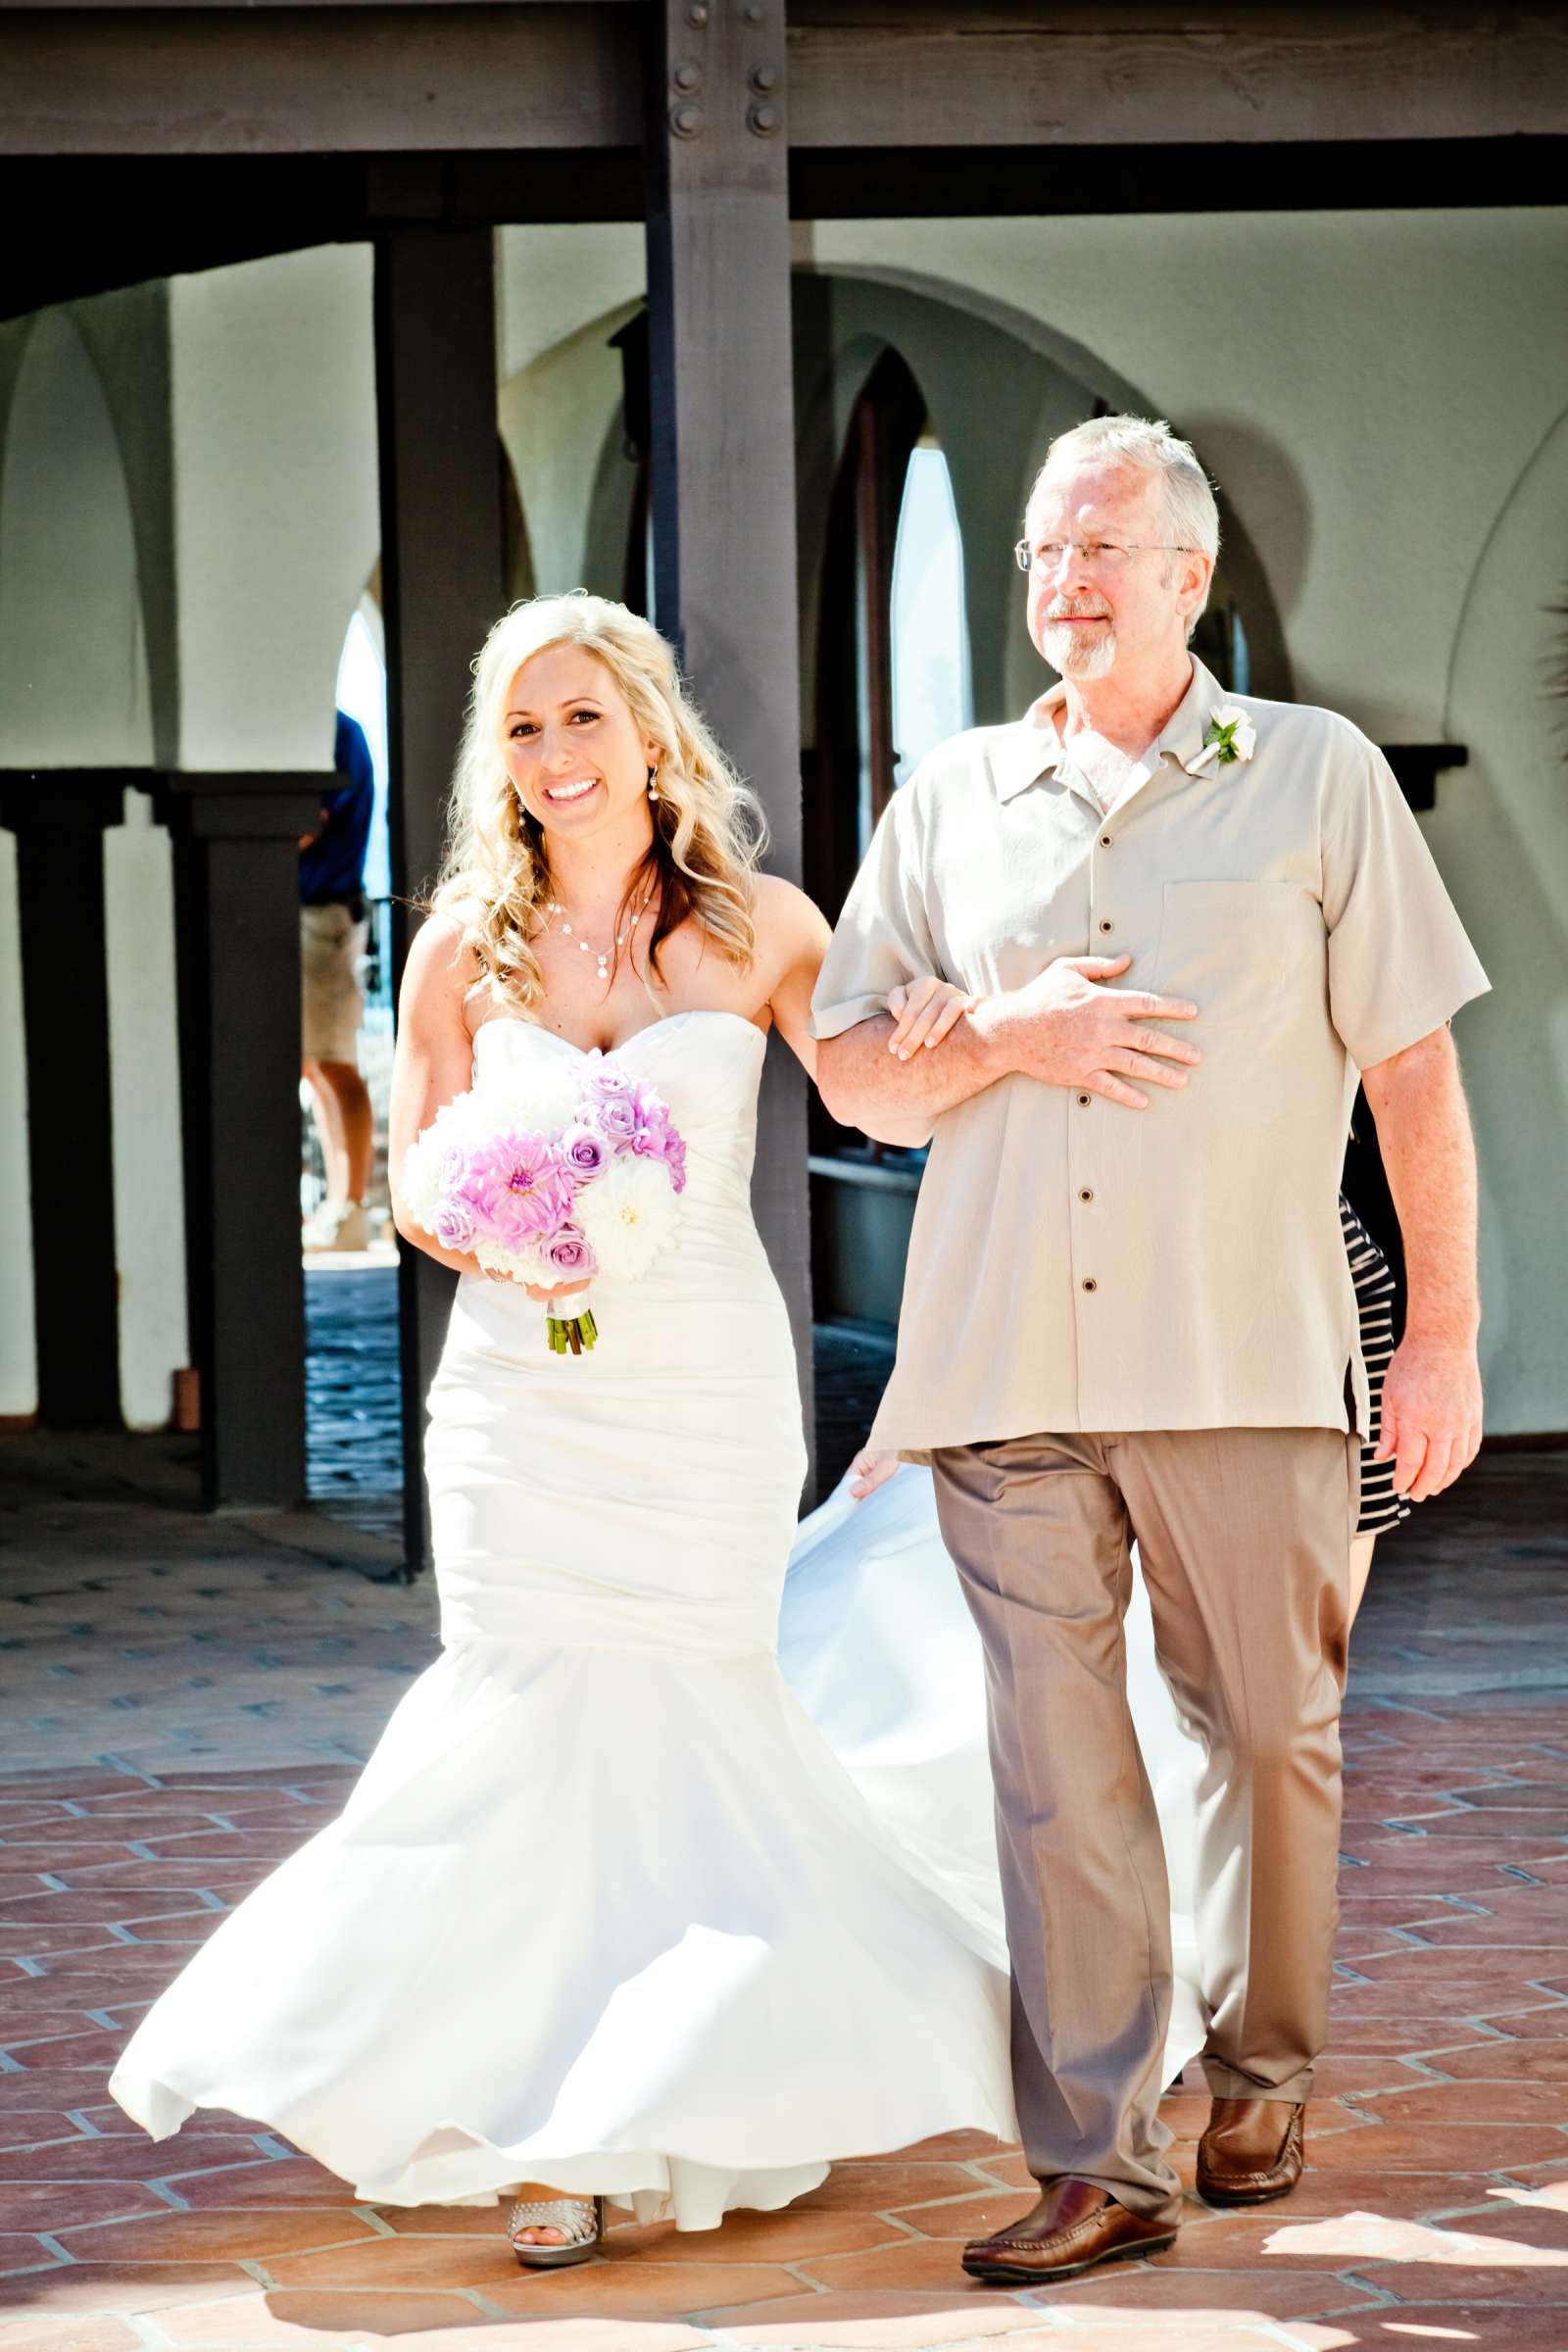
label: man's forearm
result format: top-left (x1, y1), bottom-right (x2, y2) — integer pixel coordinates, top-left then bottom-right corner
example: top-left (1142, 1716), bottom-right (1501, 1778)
top-left (815, 1004), bottom-right (1011, 1130)
top-left (1362, 1028), bottom-right (1480, 1346)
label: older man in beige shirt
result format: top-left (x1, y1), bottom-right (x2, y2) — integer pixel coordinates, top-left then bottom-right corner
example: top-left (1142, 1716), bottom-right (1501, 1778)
top-left (812, 416), bottom-right (1488, 2284)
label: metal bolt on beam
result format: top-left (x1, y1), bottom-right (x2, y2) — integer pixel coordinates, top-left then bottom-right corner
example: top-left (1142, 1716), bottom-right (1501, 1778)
top-left (671, 101), bottom-right (705, 137)
top-left (748, 100), bottom-right (780, 136)
top-left (672, 59), bottom-right (703, 92)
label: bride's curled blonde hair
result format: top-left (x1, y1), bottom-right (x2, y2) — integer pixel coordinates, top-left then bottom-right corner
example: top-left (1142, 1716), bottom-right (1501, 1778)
top-left (432, 593), bottom-right (766, 1013)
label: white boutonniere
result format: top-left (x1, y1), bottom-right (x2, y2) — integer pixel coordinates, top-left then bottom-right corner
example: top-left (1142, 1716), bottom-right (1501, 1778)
top-left (1184, 706), bottom-right (1258, 776)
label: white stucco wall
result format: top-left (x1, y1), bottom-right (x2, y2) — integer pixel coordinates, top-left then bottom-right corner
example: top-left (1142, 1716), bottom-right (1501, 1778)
top-left (104, 790), bottom-right (188, 1429)
top-left (0, 305), bottom-right (163, 1424)
top-left (499, 308), bottom-right (639, 598)
top-left (498, 224), bottom-right (643, 383)
top-left (497, 228), bottom-right (647, 599)
top-left (0, 312), bottom-right (155, 768)
top-left (803, 208), bottom-right (1568, 1433)
top-left (807, 210), bottom-right (1568, 741)
top-left (170, 246), bottom-right (379, 771)
top-left (1436, 408), bottom-right (1568, 1432)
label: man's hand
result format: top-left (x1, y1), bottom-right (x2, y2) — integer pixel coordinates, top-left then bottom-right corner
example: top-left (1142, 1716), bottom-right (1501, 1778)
top-left (1376, 1336), bottom-right (1483, 1502)
top-left (1362, 1023), bottom-right (1483, 1505)
top-left (977, 954), bottom-right (1200, 1108)
top-left (849, 1446), bottom-right (901, 1500)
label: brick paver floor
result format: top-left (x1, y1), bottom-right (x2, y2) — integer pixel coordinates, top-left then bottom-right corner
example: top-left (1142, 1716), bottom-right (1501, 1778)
top-left (1, 1439), bottom-right (1564, 2352)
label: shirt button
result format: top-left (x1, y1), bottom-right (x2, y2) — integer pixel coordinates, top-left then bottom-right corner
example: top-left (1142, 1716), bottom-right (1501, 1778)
top-left (1100, 833), bottom-right (1113, 849)
top-left (1076, 1092), bottom-right (1091, 1107)
top-left (1079, 1188), bottom-right (1094, 1203)
top-left (1098, 917), bottom-right (1114, 935)
top-left (1081, 1277), bottom-right (1098, 1293)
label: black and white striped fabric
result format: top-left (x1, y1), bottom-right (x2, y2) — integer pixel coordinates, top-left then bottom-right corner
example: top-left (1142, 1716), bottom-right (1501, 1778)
top-left (1343, 1194), bottom-right (1411, 1538)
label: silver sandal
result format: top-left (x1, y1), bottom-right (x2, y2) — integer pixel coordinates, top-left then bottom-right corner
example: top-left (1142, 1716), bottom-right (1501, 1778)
top-left (508, 2192), bottom-right (605, 2271)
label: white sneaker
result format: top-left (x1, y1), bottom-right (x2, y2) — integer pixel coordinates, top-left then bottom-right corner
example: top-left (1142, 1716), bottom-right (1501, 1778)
top-left (302, 1199), bottom-right (371, 1253)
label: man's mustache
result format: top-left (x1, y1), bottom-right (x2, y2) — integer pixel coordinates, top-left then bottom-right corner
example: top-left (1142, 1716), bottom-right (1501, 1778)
top-left (1044, 599), bottom-right (1112, 622)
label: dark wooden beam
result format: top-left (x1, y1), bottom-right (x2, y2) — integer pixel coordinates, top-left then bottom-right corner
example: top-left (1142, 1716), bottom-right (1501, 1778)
top-left (790, 134), bottom-right (1568, 219)
top-left (645, 0), bottom-right (814, 1496)
top-left (374, 222), bottom-right (507, 1573)
top-left (3, 0), bottom-right (623, 8)
top-left (0, 151), bottom-right (642, 324)
top-left (0, 5), bottom-right (641, 155)
top-left (785, 4), bottom-right (1568, 147)
top-left (3, 2), bottom-right (1565, 166)
top-left (161, 772), bottom-right (327, 1509)
top-left (0, 773), bottom-right (128, 1429)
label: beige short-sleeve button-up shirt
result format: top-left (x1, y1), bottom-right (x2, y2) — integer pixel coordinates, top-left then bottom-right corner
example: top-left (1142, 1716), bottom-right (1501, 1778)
top-left (809, 659), bottom-right (1490, 1457)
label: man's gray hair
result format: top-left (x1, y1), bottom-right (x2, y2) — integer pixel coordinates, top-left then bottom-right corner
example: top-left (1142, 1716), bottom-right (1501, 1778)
top-left (1025, 415), bottom-right (1221, 636)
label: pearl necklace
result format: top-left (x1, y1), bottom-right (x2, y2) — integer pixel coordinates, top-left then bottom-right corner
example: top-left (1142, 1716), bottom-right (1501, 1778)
top-left (546, 893), bottom-right (652, 984)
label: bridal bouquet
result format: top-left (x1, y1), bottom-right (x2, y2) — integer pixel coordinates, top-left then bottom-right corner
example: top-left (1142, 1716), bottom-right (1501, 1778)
top-left (401, 1053), bottom-right (687, 1355)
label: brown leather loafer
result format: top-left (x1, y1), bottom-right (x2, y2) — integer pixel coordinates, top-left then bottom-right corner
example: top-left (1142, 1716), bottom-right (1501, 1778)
top-left (961, 2175), bottom-right (1178, 2283)
top-left (1197, 2097), bottom-right (1305, 2205)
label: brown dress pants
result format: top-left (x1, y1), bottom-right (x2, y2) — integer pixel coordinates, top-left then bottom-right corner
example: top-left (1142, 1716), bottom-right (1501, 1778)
top-left (930, 1428), bottom-right (1357, 2223)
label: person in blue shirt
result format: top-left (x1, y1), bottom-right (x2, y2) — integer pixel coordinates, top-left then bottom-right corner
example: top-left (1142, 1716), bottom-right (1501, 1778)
top-left (300, 712), bottom-right (375, 1250)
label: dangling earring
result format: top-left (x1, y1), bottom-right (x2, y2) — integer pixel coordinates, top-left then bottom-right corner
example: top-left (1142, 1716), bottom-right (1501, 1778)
top-left (647, 766), bottom-right (661, 802)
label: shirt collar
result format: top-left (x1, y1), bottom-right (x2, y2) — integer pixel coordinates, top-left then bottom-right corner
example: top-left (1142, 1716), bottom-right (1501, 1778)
top-left (986, 657), bottom-right (1231, 804)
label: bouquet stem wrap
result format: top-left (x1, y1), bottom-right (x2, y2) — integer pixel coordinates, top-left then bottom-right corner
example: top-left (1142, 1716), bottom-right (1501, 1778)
top-left (545, 1292), bottom-right (599, 1357)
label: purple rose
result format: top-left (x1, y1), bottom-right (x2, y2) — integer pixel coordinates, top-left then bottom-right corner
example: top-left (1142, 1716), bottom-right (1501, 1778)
top-left (584, 1060), bottom-right (636, 1102)
top-left (434, 1197), bottom-right (477, 1252)
top-left (542, 1224), bottom-right (597, 1280)
top-left (593, 1096), bottom-right (639, 1144)
top-left (560, 1123), bottom-right (609, 1179)
top-left (630, 1081), bottom-right (672, 1124)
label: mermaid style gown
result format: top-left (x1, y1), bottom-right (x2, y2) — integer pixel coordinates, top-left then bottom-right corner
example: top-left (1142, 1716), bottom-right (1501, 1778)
top-left (110, 1010), bottom-right (1202, 2230)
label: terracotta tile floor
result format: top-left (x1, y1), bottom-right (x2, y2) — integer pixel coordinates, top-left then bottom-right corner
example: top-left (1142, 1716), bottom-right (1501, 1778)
top-left (0, 1442), bottom-right (1564, 2350)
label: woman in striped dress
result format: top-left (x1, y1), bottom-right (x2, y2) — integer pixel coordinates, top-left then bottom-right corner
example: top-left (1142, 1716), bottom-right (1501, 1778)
top-left (1342, 1193), bottom-right (1410, 1618)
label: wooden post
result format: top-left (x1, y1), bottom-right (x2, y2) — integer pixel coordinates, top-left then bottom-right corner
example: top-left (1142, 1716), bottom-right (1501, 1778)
top-left (0, 773), bottom-right (128, 1428)
top-left (373, 224), bottom-right (507, 1572)
top-left (164, 772), bottom-right (326, 1509)
top-left (645, 0), bottom-right (815, 1492)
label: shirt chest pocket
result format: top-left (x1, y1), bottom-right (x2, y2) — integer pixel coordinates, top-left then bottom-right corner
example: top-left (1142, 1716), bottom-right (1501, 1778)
top-left (1153, 880), bottom-right (1325, 1032)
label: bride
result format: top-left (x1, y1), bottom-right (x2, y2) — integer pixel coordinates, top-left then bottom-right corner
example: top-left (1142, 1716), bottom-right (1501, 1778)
top-left (108, 593), bottom-right (1202, 2265)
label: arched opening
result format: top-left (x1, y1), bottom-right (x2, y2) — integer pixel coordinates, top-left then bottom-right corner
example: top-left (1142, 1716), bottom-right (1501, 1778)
top-left (807, 348), bottom-right (966, 1328)
top-left (299, 595), bottom-right (394, 1239)
top-left (299, 591), bottom-right (402, 1526)
top-left (0, 313), bottom-right (153, 764)
top-left (806, 347), bottom-right (932, 928)
top-left (890, 433), bottom-right (972, 790)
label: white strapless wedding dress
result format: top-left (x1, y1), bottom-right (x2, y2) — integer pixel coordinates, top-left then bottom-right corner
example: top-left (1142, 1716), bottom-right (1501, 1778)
top-left (111, 1011), bottom-right (1203, 2230)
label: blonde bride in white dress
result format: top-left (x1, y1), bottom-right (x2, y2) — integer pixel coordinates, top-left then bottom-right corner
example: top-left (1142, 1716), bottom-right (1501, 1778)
top-left (109, 594), bottom-right (1201, 2265)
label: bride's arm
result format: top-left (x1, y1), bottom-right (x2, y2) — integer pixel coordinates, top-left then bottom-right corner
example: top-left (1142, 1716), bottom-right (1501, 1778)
top-left (755, 878), bottom-right (934, 1149)
top-left (388, 914), bottom-right (493, 1279)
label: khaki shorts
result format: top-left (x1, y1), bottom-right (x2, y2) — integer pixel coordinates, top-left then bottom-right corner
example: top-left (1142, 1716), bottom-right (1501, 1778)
top-left (300, 903), bottom-right (368, 1064)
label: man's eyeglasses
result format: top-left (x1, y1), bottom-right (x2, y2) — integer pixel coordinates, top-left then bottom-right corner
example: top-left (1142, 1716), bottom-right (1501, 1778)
top-left (1014, 539), bottom-right (1194, 573)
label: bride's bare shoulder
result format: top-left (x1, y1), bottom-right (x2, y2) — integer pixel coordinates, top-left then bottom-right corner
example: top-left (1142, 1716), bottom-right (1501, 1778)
top-left (401, 906), bottom-right (486, 1015)
top-left (748, 871), bottom-right (831, 958)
